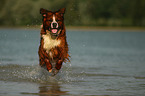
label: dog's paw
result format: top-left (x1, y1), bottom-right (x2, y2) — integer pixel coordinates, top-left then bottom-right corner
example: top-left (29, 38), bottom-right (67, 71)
top-left (49, 68), bottom-right (59, 76)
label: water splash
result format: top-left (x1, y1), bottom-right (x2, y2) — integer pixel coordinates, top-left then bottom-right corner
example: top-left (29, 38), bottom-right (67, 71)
top-left (0, 63), bottom-right (84, 84)
top-left (0, 64), bottom-right (55, 83)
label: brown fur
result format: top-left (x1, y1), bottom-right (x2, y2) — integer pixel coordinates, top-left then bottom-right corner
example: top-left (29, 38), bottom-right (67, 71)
top-left (38, 8), bottom-right (69, 75)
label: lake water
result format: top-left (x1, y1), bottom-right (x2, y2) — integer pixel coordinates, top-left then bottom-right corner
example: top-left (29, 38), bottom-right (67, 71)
top-left (0, 28), bottom-right (145, 96)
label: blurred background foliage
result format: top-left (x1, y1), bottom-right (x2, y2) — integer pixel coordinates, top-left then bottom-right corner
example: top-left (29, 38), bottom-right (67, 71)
top-left (0, 0), bottom-right (145, 27)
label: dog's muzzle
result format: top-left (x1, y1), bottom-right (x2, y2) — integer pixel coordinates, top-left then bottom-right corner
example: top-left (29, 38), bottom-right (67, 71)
top-left (52, 23), bottom-right (58, 28)
top-left (51, 22), bottom-right (59, 34)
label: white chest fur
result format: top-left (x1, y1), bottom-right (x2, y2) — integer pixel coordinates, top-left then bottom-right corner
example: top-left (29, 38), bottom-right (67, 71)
top-left (42, 33), bottom-right (61, 52)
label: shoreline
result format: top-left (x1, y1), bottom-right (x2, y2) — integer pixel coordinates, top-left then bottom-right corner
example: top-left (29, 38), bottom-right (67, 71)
top-left (0, 26), bottom-right (145, 32)
top-left (67, 26), bottom-right (145, 32)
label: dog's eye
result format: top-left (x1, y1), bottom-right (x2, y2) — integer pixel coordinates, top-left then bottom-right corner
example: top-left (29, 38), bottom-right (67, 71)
top-left (56, 19), bottom-right (61, 22)
top-left (47, 19), bottom-right (53, 22)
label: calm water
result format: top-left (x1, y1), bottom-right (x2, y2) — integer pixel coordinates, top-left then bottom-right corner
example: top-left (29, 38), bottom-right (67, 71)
top-left (0, 28), bottom-right (145, 96)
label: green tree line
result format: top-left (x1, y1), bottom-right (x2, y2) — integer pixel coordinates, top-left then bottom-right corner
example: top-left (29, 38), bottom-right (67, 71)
top-left (0, 0), bottom-right (145, 27)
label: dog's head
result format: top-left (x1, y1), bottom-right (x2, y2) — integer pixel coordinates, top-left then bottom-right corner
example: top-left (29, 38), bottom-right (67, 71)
top-left (40, 8), bottom-right (65, 36)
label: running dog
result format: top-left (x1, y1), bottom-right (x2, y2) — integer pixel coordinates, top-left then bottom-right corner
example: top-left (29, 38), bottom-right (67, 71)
top-left (38, 8), bottom-right (69, 76)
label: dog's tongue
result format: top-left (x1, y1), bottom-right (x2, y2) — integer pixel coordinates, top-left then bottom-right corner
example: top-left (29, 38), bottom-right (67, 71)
top-left (51, 29), bottom-right (57, 33)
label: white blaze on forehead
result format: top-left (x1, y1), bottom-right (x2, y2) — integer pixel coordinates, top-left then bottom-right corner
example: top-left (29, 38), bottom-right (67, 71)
top-left (51, 14), bottom-right (58, 28)
top-left (53, 14), bottom-right (56, 22)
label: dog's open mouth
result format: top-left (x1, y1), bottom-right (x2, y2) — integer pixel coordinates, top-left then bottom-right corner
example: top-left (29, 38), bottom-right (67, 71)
top-left (50, 28), bottom-right (61, 36)
top-left (51, 29), bottom-right (58, 34)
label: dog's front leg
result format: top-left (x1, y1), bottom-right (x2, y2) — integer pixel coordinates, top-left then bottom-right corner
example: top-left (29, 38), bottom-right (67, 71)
top-left (55, 60), bottom-right (63, 70)
top-left (44, 58), bottom-right (52, 72)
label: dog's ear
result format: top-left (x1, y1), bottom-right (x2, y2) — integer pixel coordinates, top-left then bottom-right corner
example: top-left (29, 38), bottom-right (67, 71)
top-left (40, 8), bottom-right (47, 17)
top-left (59, 8), bottom-right (66, 14)
top-left (58, 8), bottom-right (66, 16)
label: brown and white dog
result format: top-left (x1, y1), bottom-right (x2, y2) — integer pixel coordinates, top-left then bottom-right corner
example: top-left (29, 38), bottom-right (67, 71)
top-left (38, 8), bottom-right (69, 76)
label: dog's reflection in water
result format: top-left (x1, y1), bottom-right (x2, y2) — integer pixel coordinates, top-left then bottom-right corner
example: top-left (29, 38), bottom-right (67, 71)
top-left (39, 82), bottom-right (68, 96)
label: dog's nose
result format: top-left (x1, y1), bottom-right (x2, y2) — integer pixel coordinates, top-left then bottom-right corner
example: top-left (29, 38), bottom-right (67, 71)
top-left (52, 23), bottom-right (57, 28)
